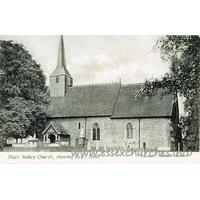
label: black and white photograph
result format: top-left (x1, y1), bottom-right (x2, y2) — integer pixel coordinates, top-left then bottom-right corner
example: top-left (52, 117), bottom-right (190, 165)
top-left (0, 2), bottom-right (200, 200)
top-left (0, 35), bottom-right (199, 163)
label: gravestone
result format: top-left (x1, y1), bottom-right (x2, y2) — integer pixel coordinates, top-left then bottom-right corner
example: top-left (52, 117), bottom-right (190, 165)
top-left (33, 141), bottom-right (37, 147)
top-left (22, 139), bottom-right (26, 143)
top-left (17, 138), bottom-right (21, 143)
top-left (96, 142), bottom-right (99, 150)
top-left (30, 142), bottom-right (33, 148)
top-left (25, 142), bottom-right (29, 148)
top-left (143, 142), bottom-right (146, 151)
top-left (87, 142), bottom-right (91, 151)
top-left (128, 142), bottom-right (132, 150)
top-left (178, 142), bottom-right (180, 151)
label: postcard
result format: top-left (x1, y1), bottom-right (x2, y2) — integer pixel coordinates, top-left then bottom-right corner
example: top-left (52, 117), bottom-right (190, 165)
top-left (0, 35), bottom-right (199, 164)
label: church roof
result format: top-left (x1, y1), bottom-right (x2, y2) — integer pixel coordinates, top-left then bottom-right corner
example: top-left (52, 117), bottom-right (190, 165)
top-left (50, 65), bottom-right (71, 77)
top-left (50, 35), bottom-right (71, 77)
top-left (111, 84), bottom-right (173, 118)
top-left (49, 83), bottom-right (121, 117)
top-left (41, 122), bottom-right (69, 135)
top-left (48, 83), bottom-right (173, 118)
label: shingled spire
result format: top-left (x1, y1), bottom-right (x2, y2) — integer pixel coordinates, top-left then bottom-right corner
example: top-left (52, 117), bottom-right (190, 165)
top-left (57, 35), bottom-right (66, 68)
top-left (50, 36), bottom-right (73, 97)
top-left (50, 35), bottom-right (71, 77)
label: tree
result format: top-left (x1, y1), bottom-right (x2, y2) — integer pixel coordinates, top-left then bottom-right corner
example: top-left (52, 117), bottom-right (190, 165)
top-left (0, 40), bottom-right (49, 141)
top-left (136, 35), bottom-right (199, 151)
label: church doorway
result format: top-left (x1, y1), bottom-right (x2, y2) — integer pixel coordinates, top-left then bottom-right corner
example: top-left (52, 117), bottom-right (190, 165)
top-left (49, 134), bottom-right (56, 143)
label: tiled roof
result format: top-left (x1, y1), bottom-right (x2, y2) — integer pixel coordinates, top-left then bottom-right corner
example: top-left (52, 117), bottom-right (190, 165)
top-left (50, 66), bottom-right (71, 77)
top-left (48, 83), bottom-right (173, 118)
top-left (41, 122), bottom-right (69, 135)
top-left (111, 84), bottom-right (173, 118)
top-left (48, 83), bottom-right (121, 118)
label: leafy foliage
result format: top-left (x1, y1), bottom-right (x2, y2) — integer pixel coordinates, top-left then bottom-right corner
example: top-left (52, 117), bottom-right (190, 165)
top-left (136, 35), bottom-right (199, 151)
top-left (0, 40), bottom-right (49, 140)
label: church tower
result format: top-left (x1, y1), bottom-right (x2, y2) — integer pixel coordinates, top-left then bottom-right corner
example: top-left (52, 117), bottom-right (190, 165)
top-left (50, 35), bottom-right (73, 97)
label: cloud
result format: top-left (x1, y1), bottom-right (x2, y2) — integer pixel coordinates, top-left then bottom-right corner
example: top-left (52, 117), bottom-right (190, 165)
top-left (68, 47), bottom-right (169, 86)
top-left (1, 35), bottom-right (169, 86)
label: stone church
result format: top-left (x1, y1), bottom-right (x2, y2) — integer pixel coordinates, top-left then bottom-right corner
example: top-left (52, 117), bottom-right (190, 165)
top-left (41, 36), bottom-right (181, 151)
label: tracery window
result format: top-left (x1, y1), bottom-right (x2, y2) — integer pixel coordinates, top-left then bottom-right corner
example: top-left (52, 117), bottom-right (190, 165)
top-left (92, 123), bottom-right (100, 141)
top-left (126, 123), bottom-right (133, 139)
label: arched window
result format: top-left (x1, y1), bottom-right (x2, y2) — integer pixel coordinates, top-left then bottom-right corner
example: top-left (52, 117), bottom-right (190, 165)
top-left (126, 123), bottom-right (133, 139)
top-left (92, 123), bottom-right (100, 141)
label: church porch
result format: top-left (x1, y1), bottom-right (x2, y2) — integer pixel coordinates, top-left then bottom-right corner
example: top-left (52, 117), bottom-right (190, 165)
top-left (41, 123), bottom-right (70, 147)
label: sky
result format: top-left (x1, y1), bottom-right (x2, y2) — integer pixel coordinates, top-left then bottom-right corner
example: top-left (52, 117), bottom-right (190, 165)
top-left (0, 35), bottom-right (184, 114)
top-left (0, 35), bottom-right (170, 86)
